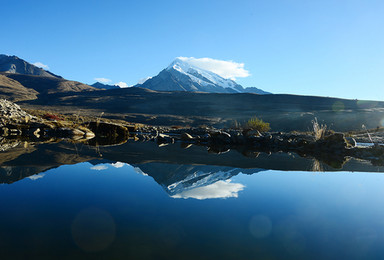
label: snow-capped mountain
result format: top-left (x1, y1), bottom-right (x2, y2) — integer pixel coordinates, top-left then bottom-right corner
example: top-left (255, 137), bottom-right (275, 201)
top-left (135, 58), bottom-right (270, 94)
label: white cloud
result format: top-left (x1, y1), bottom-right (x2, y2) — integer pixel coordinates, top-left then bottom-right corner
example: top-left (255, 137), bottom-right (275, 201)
top-left (114, 82), bottom-right (129, 88)
top-left (90, 165), bottom-right (108, 171)
top-left (178, 57), bottom-right (250, 80)
top-left (111, 162), bottom-right (125, 168)
top-left (28, 173), bottom-right (45, 181)
top-left (33, 62), bottom-right (49, 70)
top-left (138, 77), bottom-right (152, 84)
top-left (94, 77), bottom-right (112, 84)
top-left (172, 180), bottom-right (245, 200)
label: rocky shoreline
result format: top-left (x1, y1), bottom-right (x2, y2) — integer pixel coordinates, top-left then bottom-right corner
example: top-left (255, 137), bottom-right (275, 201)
top-left (0, 99), bottom-right (95, 139)
top-left (1, 99), bottom-right (384, 169)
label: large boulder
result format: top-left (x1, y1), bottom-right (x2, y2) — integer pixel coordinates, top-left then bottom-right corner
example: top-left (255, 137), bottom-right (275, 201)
top-left (86, 121), bottom-right (128, 145)
top-left (317, 133), bottom-right (347, 151)
top-left (210, 131), bottom-right (231, 144)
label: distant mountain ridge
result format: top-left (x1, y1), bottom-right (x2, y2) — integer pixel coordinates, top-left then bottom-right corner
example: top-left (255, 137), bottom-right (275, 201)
top-left (0, 54), bottom-right (270, 97)
top-left (0, 55), bottom-right (98, 101)
top-left (0, 73), bottom-right (99, 101)
top-left (0, 54), bottom-right (61, 78)
top-left (135, 58), bottom-right (270, 94)
top-left (91, 82), bottom-right (120, 90)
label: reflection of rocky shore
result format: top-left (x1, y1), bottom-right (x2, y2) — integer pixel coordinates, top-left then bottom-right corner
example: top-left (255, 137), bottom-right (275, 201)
top-left (1, 138), bottom-right (384, 186)
top-left (0, 166), bottom-right (52, 184)
top-left (131, 126), bottom-right (384, 170)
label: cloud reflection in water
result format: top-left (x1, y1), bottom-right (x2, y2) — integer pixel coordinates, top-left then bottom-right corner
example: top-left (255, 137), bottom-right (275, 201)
top-left (171, 180), bottom-right (245, 200)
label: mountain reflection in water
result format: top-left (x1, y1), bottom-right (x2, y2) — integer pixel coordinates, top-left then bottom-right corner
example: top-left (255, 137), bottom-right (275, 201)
top-left (89, 162), bottom-right (252, 199)
top-left (1, 140), bottom-right (384, 259)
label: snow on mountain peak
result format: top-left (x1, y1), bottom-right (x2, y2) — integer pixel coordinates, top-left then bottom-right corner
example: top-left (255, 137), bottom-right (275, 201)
top-left (171, 57), bottom-right (250, 80)
top-left (136, 57), bottom-right (270, 94)
top-left (166, 57), bottom-right (242, 92)
top-left (167, 57), bottom-right (194, 73)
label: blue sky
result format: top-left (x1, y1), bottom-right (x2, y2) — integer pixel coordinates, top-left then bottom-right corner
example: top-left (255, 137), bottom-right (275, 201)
top-left (2, 0), bottom-right (384, 100)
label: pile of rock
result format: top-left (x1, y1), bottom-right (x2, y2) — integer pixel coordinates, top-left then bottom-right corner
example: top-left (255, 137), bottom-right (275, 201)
top-left (0, 99), bottom-right (96, 141)
top-left (0, 99), bottom-right (36, 126)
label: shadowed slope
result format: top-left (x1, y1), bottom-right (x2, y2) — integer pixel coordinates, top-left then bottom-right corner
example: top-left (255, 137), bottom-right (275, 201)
top-left (2, 73), bottom-right (99, 96)
top-left (0, 75), bottom-right (38, 101)
top-left (21, 87), bottom-right (384, 131)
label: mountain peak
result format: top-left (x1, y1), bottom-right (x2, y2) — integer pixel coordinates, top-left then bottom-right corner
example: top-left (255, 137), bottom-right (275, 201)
top-left (136, 57), bottom-right (270, 94)
top-left (91, 82), bottom-right (120, 90)
top-left (166, 57), bottom-right (195, 73)
top-left (0, 54), bottom-right (61, 78)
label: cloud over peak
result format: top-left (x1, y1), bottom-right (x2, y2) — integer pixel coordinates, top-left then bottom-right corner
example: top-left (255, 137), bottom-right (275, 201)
top-left (94, 77), bottom-right (112, 84)
top-left (177, 57), bottom-right (250, 80)
top-left (33, 62), bottom-right (49, 70)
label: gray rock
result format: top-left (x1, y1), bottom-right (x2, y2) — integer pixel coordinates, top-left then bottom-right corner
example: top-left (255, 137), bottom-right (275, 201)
top-left (210, 131), bottom-right (231, 144)
top-left (318, 133), bottom-right (347, 150)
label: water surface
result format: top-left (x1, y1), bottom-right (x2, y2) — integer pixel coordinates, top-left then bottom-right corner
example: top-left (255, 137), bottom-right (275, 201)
top-left (1, 141), bottom-right (384, 259)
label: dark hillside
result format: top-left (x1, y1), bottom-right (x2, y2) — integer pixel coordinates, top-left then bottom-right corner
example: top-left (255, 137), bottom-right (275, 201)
top-left (0, 74), bottom-right (38, 101)
top-left (0, 54), bottom-right (60, 78)
top-left (20, 87), bottom-right (384, 131)
top-left (2, 73), bottom-right (99, 96)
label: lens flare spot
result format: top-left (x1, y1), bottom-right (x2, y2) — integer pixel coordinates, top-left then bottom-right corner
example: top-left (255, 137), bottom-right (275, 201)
top-left (71, 207), bottom-right (116, 252)
top-left (275, 218), bottom-right (306, 254)
top-left (332, 101), bottom-right (345, 112)
top-left (249, 215), bottom-right (272, 239)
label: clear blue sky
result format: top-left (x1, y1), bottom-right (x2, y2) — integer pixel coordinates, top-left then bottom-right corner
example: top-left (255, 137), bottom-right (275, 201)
top-left (2, 0), bottom-right (384, 100)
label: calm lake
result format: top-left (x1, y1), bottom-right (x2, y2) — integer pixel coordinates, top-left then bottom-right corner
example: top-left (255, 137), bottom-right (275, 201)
top-left (1, 140), bottom-right (384, 259)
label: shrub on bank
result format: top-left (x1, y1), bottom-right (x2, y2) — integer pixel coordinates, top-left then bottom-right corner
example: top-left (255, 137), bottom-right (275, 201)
top-left (244, 117), bottom-right (270, 132)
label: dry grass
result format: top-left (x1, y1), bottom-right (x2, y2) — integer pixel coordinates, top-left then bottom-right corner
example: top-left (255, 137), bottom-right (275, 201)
top-left (312, 117), bottom-right (327, 140)
top-left (25, 109), bottom-right (141, 132)
top-left (311, 159), bottom-right (324, 172)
